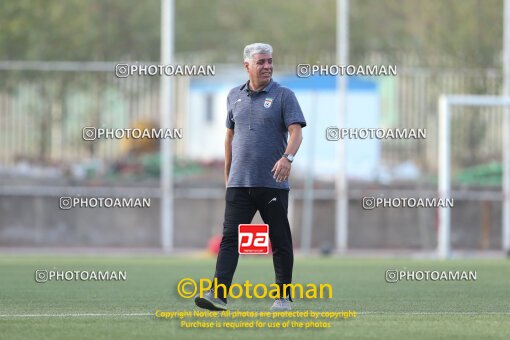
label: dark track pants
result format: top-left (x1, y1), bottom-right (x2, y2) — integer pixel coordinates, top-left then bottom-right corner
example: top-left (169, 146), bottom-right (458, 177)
top-left (214, 187), bottom-right (293, 299)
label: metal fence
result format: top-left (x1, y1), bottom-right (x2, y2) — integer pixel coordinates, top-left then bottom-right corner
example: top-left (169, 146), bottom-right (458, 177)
top-left (0, 62), bottom-right (164, 165)
top-left (0, 62), bottom-right (504, 178)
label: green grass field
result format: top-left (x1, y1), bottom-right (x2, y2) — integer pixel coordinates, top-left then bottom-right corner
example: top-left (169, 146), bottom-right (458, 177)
top-left (0, 255), bottom-right (509, 339)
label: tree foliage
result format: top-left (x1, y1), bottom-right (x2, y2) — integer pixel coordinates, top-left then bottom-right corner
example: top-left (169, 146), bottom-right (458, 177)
top-left (0, 0), bottom-right (504, 66)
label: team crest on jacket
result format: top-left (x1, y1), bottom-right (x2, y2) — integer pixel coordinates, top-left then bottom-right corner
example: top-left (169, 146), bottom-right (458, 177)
top-left (264, 98), bottom-right (273, 108)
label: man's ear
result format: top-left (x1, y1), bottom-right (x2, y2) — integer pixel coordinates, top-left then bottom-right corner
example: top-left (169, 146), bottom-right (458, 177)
top-left (243, 61), bottom-right (250, 72)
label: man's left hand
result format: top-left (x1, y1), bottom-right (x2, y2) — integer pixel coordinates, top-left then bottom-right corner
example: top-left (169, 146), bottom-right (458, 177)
top-left (271, 157), bottom-right (291, 182)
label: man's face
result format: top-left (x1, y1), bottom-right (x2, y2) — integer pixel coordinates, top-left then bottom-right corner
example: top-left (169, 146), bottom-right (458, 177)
top-left (244, 53), bottom-right (273, 87)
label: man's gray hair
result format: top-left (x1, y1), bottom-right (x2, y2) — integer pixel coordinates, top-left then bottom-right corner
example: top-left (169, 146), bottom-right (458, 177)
top-left (243, 43), bottom-right (273, 62)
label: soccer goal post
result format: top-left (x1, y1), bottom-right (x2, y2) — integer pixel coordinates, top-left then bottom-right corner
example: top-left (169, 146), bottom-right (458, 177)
top-left (438, 95), bottom-right (510, 259)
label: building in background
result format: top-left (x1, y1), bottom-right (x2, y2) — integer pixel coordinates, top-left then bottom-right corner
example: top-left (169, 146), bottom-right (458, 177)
top-left (187, 71), bottom-right (383, 181)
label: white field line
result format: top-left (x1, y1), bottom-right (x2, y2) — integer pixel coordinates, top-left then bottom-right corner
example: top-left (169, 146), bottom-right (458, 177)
top-left (0, 312), bottom-right (152, 317)
top-left (0, 311), bottom-right (509, 317)
top-left (360, 311), bottom-right (510, 315)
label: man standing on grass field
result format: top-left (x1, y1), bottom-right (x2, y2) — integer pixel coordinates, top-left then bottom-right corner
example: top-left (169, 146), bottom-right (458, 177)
top-left (194, 43), bottom-right (306, 311)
